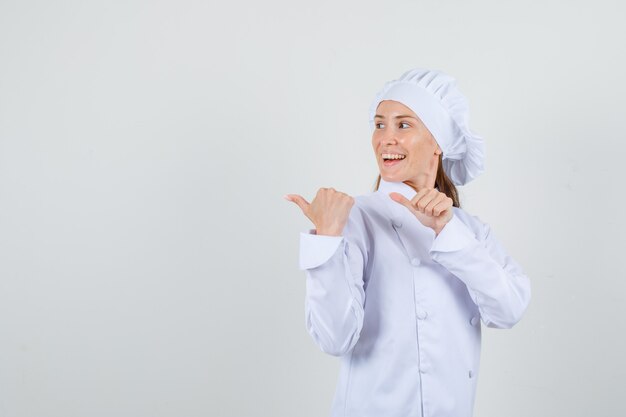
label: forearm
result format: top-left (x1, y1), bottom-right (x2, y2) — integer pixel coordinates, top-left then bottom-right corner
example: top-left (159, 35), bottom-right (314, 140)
top-left (299, 232), bottom-right (366, 356)
top-left (430, 215), bottom-right (531, 328)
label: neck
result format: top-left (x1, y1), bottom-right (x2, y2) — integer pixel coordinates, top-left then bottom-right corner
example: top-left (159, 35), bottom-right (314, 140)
top-left (403, 173), bottom-right (437, 193)
top-left (404, 153), bottom-right (440, 192)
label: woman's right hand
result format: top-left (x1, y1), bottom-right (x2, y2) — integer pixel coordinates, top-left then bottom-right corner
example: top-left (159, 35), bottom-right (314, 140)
top-left (284, 188), bottom-right (355, 236)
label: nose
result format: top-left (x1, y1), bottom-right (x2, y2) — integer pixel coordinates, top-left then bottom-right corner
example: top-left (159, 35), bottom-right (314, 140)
top-left (384, 134), bottom-right (397, 145)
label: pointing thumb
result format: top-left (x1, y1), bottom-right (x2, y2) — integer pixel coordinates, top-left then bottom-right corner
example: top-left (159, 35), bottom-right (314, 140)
top-left (284, 194), bottom-right (310, 214)
top-left (389, 192), bottom-right (415, 213)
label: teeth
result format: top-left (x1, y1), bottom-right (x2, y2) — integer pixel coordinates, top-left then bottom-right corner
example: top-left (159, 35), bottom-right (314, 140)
top-left (382, 153), bottom-right (406, 160)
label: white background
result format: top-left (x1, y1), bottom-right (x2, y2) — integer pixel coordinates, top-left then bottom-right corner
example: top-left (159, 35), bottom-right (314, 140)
top-left (1, 0), bottom-right (625, 416)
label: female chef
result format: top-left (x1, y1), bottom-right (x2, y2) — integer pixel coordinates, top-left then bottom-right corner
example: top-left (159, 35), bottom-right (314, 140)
top-left (284, 68), bottom-right (531, 417)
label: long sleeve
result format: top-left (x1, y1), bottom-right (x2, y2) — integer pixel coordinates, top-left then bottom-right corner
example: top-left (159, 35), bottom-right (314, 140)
top-left (298, 205), bottom-right (368, 356)
top-left (429, 213), bottom-right (531, 329)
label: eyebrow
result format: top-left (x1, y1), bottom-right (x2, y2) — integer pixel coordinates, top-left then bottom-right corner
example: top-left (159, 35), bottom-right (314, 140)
top-left (374, 114), bottom-right (419, 120)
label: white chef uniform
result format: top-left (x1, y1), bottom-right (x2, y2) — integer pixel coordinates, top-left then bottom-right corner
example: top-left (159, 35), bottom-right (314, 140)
top-left (298, 178), bottom-right (531, 417)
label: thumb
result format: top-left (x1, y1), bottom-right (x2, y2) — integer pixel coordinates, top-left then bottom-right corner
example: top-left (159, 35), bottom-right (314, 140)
top-left (284, 194), bottom-right (311, 214)
top-left (389, 192), bottom-right (416, 213)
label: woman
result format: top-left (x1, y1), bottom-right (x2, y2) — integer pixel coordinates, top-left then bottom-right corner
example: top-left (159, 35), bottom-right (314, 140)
top-left (284, 68), bottom-right (531, 417)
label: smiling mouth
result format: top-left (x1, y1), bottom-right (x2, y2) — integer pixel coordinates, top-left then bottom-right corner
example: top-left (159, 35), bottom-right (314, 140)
top-left (382, 153), bottom-right (406, 161)
top-left (382, 153), bottom-right (406, 167)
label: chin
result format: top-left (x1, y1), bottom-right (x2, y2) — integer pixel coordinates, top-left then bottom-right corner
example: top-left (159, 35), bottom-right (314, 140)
top-left (379, 171), bottom-right (407, 183)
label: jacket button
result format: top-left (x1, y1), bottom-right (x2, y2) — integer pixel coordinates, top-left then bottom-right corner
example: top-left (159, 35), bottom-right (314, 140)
top-left (416, 309), bottom-right (428, 320)
top-left (470, 316), bottom-right (479, 326)
top-left (411, 258), bottom-right (421, 266)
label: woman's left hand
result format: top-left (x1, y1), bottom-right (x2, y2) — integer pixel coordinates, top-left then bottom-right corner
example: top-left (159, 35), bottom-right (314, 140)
top-left (389, 188), bottom-right (453, 236)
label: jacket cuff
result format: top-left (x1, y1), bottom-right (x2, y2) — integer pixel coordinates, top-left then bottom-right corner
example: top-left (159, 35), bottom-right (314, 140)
top-left (299, 230), bottom-right (344, 270)
top-left (430, 214), bottom-right (478, 253)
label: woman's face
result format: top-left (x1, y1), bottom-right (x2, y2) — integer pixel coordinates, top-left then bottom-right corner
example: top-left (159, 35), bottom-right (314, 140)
top-left (371, 100), bottom-right (442, 189)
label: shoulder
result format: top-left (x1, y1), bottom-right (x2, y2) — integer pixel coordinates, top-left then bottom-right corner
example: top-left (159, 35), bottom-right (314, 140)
top-left (353, 191), bottom-right (378, 209)
top-left (341, 192), bottom-right (381, 237)
top-left (351, 191), bottom-right (385, 221)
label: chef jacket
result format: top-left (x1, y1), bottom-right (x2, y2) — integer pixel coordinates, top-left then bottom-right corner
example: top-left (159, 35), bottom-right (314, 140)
top-left (298, 178), bottom-right (531, 417)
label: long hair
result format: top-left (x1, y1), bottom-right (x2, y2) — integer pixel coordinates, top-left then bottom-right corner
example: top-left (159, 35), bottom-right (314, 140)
top-left (373, 153), bottom-right (461, 208)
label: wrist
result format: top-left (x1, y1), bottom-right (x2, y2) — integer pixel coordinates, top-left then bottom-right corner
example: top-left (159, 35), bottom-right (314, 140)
top-left (315, 228), bottom-right (342, 237)
top-left (433, 218), bottom-right (451, 237)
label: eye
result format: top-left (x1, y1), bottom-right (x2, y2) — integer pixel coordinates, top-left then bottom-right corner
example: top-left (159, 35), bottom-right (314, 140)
top-left (375, 122), bottom-right (385, 129)
top-left (399, 122), bottom-right (410, 128)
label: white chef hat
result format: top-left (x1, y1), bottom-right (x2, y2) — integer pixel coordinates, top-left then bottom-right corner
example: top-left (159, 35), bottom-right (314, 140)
top-left (368, 67), bottom-right (485, 186)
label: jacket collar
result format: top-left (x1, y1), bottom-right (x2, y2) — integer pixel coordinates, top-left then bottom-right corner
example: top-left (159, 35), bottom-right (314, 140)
top-left (375, 177), bottom-right (436, 226)
top-left (376, 177), bottom-right (439, 198)
top-left (374, 177), bottom-right (436, 257)
top-left (377, 178), bottom-right (418, 201)
top-left (374, 178), bottom-right (419, 227)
